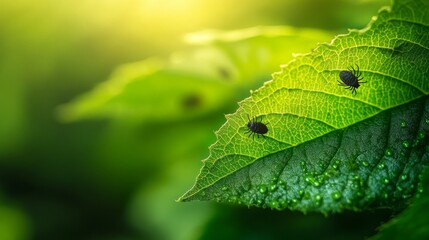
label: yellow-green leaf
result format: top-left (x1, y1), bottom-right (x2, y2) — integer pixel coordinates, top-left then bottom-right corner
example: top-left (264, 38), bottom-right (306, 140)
top-left (179, 0), bottom-right (429, 214)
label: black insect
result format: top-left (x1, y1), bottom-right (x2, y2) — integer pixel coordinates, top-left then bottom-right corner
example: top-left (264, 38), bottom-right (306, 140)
top-left (338, 64), bottom-right (366, 95)
top-left (245, 115), bottom-right (268, 140)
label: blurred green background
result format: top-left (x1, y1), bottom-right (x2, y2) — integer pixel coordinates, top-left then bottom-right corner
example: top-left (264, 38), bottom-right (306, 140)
top-left (0, 0), bottom-right (392, 239)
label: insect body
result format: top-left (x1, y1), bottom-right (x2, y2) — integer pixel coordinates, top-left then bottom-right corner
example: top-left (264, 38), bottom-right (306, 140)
top-left (245, 115), bottom-right (268, 140)
top-left (338, 64), bottom-right (366, 95)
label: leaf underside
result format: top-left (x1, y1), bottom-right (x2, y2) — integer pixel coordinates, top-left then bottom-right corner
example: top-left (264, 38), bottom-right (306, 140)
top-left (179, 0), bottom-right (429, 214)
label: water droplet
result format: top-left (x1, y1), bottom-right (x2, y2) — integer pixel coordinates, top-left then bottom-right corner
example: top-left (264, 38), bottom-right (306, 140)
top-left (269, 200), bottom-right (279, 209)
top-left (256, 199), bottom-right (263, 205)
top-left (400, 150), bottom-right (406, 157)
top-left (221, 186), bottom-right (229, 191)
top-left (402, 140), bottom-right (410, 148)
top-left (377, 163), bottom-right (385, 169)
top-left (400, 121), bottom-right (407, 128)
top-left (300, 161), bottom-right (307, 173)
top-left (298, 189), bottom-right (305, 196)
top-left (397, 186), bottom-right (403, 192)
top-left (383, 178), bottom-right (390, 184)
top-left (313, 181), bottom-right (321, 187)
top-left (305, 175), bottom-right (315, 185)
top-left (332, 164), bottom-right (339, 170)
top-left (383, 192), bottom-right (389, 199)
top-left (272, 176), bottom-right (278, 181)
top-left (361, 160), bottom-right (369, 167)
top-left (259, 186), bottom-right (267, 194)
top-left (401, 174), bottom-right (408, 181)
top-left (250, 90), bottom-right (254, 94)
top-left (384, 148), bottom-right (393, 157)
top-left (331, 191), bottom-right (342, 201)
top-left (270, 184), bottom-right (278, 191)
top-left (418, 130), bottom-right (425, 139)
top-left (314, 194), bottom-right (322, 206)
top-left (278, 180), bottom-right (285, 187)
top-left (425, 119), bottom-right (429, 125)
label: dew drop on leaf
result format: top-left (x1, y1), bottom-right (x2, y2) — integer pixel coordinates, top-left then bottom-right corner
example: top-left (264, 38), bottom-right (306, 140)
top-left (331, 191), bottom-right (342, 201)
top-left (314, 194), bottom-right (323, 206)
top-left (269, 184), bottom-right (278, 191)
top-left (383, 192), bottom-right (389, 199)
top-left (402, 140), bottom-right (410, 148)
top-left (384, 148), bottom-right (393, 157)
top-left (269, 200), bottom-right (279, 209)
top-left (259, 185), bottom-right (268, 194)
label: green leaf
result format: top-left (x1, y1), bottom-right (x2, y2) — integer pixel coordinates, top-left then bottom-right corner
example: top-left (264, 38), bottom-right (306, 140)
top-left (371, 168), bottom-right (429, 240)
top-left (58, 26), bottom-right (333, 122)
top-left (179, 0), bottom-right (429, 214)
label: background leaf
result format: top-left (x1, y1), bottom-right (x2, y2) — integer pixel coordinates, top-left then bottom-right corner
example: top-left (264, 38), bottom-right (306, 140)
top-left (58, 26), bottom-right (333, 123)
top-left (179, 0), bottom-right (429, 214)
